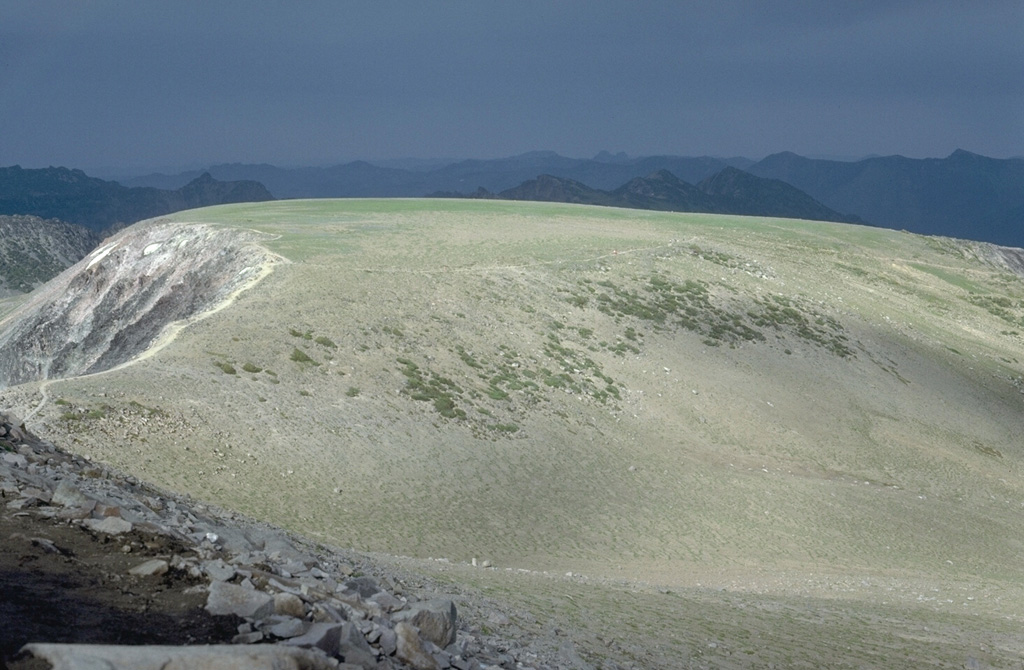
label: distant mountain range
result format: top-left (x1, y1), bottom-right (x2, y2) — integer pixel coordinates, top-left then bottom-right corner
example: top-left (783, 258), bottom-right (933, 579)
top-left (0, 167), bottom-right (273, 234)
top-left (748, 149), bottom-right (1024, 246)
top-left (120, 149), bottom-right (1024, 247)
top-left (446, 168), bottom-right (860, 224)
top-left (119, 151), bottom-right (754, 197)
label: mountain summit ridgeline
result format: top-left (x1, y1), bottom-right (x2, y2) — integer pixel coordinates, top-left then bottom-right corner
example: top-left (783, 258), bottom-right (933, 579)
top-left (122, 149), bottom-right (1024, 246)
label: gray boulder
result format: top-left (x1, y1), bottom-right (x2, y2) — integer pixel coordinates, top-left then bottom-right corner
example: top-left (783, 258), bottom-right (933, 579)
top-left (281, 622), bottom-right (343, 656)
top-left (83, 516), bottom-right (133, 535)
top-left (395, 621), bottom-right (441, 670)
top-left (266, 616), bottom-right (311, 639)
top-left (392, 599), bottom-right (458, 648)
top-left (51, 479), bottom-right (92, 508)
top-left (128, 559), bottom-right (169, 577)
top-left (337, 621), bottom-right (378, 668)
top-left (205, 581), bottom-right (275, 619)
top-left (343, 576), bottom-right (381, 598)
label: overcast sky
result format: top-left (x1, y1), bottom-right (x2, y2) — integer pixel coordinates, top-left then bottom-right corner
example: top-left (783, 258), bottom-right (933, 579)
top-left (2, 1), bottom-right (1022, 171)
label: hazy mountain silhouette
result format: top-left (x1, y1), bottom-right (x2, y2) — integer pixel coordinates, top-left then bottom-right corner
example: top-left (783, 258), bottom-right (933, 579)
top-left (0, 166), bottom-right (273, 233)
top-left (611, 169), bottom-right (722, 213)
top-left (462, 168), bottom-right (860, 223)
top-left (122, 152), bottom-right (749, 199)
top-left (498, 174), bottom-right (615, 205)
top-left (749, 150), bottom-right (1024, 246)
top-left (117, 149), bottom-right (1024, 246)
top-left (697, 167), bottom-right (862, 223)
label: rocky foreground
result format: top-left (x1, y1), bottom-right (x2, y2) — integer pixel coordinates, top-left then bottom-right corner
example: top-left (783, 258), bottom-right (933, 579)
top-left (0, 413), bottom-right (581, 670)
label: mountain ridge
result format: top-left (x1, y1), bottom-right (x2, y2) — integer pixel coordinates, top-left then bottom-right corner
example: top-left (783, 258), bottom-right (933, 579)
top-left (749, 149), bottom-right (1024, 246)
top-left (0, 166), bottom-right (274, 234)
top-left (117, 149), bottom-right (1024, 245)
top-left (463, 168), bottom-right (861, 223)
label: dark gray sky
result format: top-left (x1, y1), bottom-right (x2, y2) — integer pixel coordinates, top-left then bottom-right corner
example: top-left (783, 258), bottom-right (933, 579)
top-left (2, 1), bottom-right (1022, 171)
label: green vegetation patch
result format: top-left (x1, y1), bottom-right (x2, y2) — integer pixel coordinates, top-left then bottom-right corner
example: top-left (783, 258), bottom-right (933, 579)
top-left (967, 295), bottom-right (1024, 327)
top-left (579, 274), bottom-right (857, 356)
top-left (688, 243), bottom-right (740, 269)
top-left (128, 400), bottom-right (166, 417)
top-left (59, 404), bottom-right (111, 422)
top-left (587, 275), bottom-right (763, 348)
top-left (290, 348), bottom-right (319, 365)
top-left (909, 262), bottom-right (983, 293)
top-left (397, 358), bottom-right (466, 420)
top-left (750, 294), bottom-right (856, 357)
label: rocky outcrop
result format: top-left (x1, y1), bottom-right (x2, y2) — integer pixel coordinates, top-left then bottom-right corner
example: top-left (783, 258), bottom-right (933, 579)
top-left (0, 414), bottom-right (538, 669)
top-left (0, 220), bottom-right (280, 387)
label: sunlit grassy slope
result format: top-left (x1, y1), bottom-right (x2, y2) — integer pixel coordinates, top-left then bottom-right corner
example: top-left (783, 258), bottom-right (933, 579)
top-left (17, 199), bottom-right (1024, 589)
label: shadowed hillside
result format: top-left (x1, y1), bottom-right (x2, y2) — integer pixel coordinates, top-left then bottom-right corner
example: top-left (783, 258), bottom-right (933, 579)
top-left (0, 215), bottom-right (99, 297)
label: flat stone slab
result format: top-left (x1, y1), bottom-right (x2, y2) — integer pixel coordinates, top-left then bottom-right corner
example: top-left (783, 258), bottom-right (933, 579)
top-left (83, 516), bottom-right (133, 535)
top-left (19, 643), bottom-right (339, 670)
top-left (128, 558), bottom-right (170, 577)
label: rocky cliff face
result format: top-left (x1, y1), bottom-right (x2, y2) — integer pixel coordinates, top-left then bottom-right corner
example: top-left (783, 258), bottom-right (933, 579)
top-left (0, 219), bottom-right (280, 387)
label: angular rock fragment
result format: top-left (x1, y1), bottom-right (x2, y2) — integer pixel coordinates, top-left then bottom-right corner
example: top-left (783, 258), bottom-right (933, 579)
top-left (392, 599), bottom-right (458, 648)
top-left (395, 621), bottom-right (441, 670)
top-left (337, 621), bottom-right (377, 668)
top-left (281, 622), bottom-right (343, 656)
top-left (275, 592), bottom-right (307, 617)
top-left (266, 616), bottom-right (312, 639)
top-left (203, 558), bottom-right (237, 582)
top-left (128, 558), bottom-right (169, 577)
top-left (378, 626), bottom-right (398, 656)
top-left (83, 516), bottom-right (133, 535)
top-left (369, 590), bottom-right (405, 612)
top-left (51, 479), bottom-right (92, 507)
top-left (206, 581), bottom-right (275, 619)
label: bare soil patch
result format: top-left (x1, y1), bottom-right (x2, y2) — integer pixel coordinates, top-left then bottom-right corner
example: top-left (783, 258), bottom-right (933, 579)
top-left (0, 512), bottom-right (240, 668)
